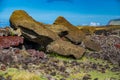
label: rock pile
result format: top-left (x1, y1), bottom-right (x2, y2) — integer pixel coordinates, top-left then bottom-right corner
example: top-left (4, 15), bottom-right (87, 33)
top-left (53, 16), bottom-right (86, 44)
top-left (9, 10), bottom-right (97, 59)
top-left (0, 48), bottom-right (46, 67)
top-left (85, 35), bottom-right (120, 65)
top-left (0, 28), bottom-right (46, 67)
top-left (0, 10), bottom-right (102, 59)
top-left (10, 10), bottom-right (60, 47)
top-left (0, 10), bottom-right (120, 80)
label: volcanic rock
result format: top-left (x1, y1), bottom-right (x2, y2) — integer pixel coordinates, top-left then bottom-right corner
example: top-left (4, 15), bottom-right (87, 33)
top-left (8, 28), bottom-right (22, 36)
top-left (94, 30), bottom-right (109, 36)
top-left (0, 36), bottom-right (23, 49)
top-left (27, 49), bottom-right (46, 59)
top-left (46, 25), bottom-right (69, 37)
top-left (0, 48), bottom-right (46, 65)
top-left (0, 27), bottom-right (22, 36)
top-left (114, 44), bottom-right (120, 49)
top-left (10, 10), bottom-right (60, 47)
top-left (53, 16), bottom-right (85, 44)
top-left (0, 27), bottom-right (10, 36)
top-left (46, 39), bottom-right (85, 59)
top-left (83, 37), bottom-right (101, 51)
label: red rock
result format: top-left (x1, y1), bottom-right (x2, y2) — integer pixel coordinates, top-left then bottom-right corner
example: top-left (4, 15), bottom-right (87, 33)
top-left (0, 36), bottom-right (23, 49)
top-left (114, 44), bottom-right (120, 49)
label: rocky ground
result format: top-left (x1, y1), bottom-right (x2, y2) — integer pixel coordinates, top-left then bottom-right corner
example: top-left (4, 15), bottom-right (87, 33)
top-left (86, 35), bottom-right (120, 65)
top-left (0, 34), bottom-right (120, 80)
top-left (0, 10), bottom-right (120, 80)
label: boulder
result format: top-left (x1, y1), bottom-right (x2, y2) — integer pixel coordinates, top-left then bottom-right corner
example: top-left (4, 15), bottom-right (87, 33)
top-left (46, 39), bottom-right (85, 59)
top-left (53, 16), bottom-right (85, 44)
top-left (9, 10), bottom-right (60, 46)
top-left (46, 25), bottom-right (69, 37)
top-left (83, 37), bottom-right (101, 51)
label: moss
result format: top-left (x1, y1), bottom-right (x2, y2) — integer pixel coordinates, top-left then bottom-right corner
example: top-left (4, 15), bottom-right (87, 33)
top-left (0, 68), bottom-right (47, 80)
top-left (89, 70), bottom-right (120, 80)
top-left (68, 72), bottom-right (86, 80)
top-left (48, 53), bottom-right (120, 80)
top-left (0, 52), bottom-right (119, 80)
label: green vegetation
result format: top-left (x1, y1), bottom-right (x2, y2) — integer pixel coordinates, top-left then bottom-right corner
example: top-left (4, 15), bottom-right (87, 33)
top-left (0, 68), bottom-right (47, 80)
top-left (0, 52), bottom-right (119, 80)
top-left (48, 53), bottom-right (120, 80)
top-left (89, 70), bottom-right (120, 80)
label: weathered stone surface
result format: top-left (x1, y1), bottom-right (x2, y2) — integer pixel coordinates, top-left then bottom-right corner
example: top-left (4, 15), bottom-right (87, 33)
top-left (46, 25), bottom-right (69, 37)
top-left (53, 16), bottom-right (85, 44)
top-left (8, 28), bottom-right (22, 36)
top-left (10, 10), bottom-right (60, 46)
top-left (46, 39), bottom-right (85, 59)
top-left (0, 36), bottom-right (23, 49)
top-left (83, 37), bottom-right (101, 51)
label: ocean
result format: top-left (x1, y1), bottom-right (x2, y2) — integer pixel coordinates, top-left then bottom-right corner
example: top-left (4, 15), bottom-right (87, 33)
top-left (0, 21), bottom-right (9, 28)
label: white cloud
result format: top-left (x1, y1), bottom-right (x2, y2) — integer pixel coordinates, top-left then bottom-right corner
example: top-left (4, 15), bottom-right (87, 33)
top-left (89, 22), bottom-right (100, 26)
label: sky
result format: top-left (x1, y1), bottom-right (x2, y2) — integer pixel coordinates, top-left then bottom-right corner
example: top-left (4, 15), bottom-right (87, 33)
top-left (0, 0), bottom-right (120, 27)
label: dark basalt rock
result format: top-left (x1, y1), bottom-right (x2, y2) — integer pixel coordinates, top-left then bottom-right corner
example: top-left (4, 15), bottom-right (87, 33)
top-left (86, 35), bottom-right (120, 66)
top-left (0, 48), bottom-right (46, 65)
top-left (94, 30), bottom-right (109, 36)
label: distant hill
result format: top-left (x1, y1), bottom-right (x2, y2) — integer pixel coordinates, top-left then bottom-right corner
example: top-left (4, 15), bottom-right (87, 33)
top-left (108, 19), bottom-right (120, 25)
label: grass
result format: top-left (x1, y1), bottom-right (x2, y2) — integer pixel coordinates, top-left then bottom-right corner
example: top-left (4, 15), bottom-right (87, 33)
top-left (0, 68), bottom-right (47, 80)
top-left (0, 52), bottom-right (120, 80)
top-left (89, 70), bottom-right (120, 80)
top-left (48, 52), bottom-right (120, 80)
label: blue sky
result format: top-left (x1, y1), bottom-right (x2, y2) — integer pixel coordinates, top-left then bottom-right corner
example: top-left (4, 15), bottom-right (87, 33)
top-left (0, 0), bottom-right (120, 26)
